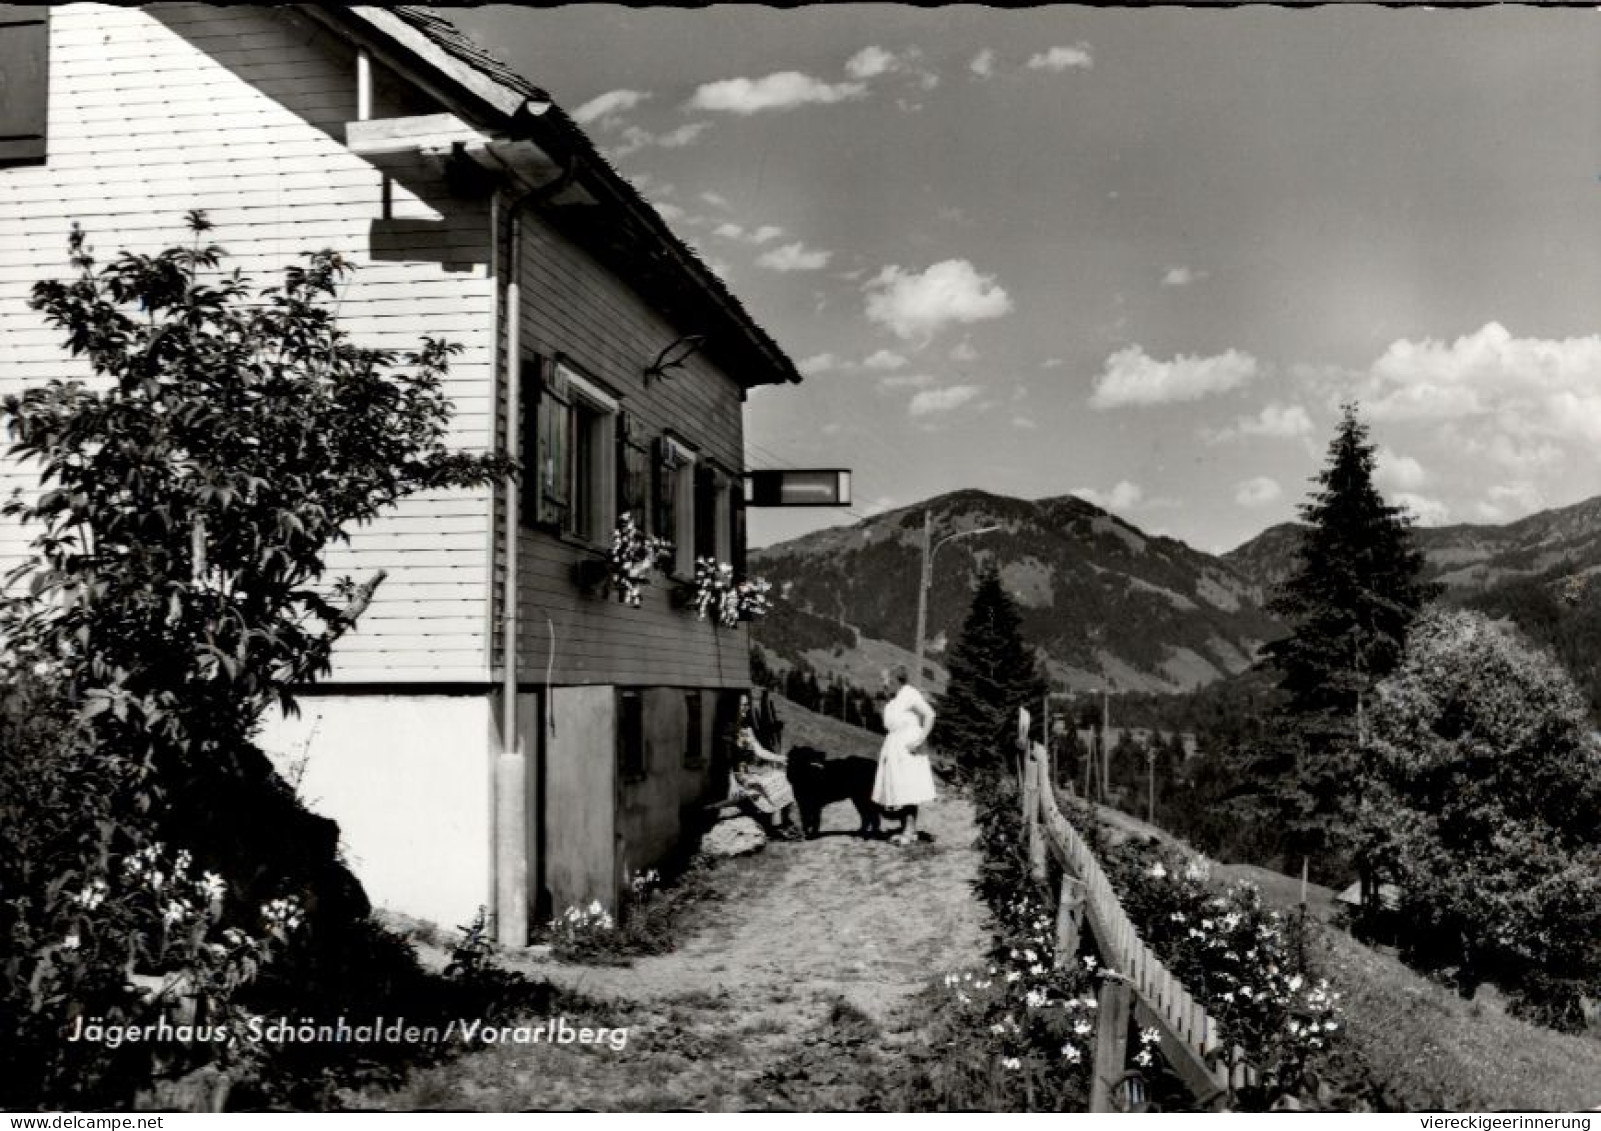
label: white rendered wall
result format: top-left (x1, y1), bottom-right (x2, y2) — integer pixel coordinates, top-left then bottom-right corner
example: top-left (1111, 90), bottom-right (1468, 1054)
top-left (259, 694), bottom-right (494, 930)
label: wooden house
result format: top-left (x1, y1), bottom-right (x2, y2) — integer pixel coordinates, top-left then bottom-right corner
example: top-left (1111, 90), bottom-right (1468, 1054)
top-left (0, 4), bottom-right (802, 942)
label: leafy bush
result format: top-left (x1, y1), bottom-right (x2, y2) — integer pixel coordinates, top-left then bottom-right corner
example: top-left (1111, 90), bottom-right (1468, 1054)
top-left (1360, 607), bottom-right (1601, 1027)
top-left (0, 215), bottom-right (510, 1109)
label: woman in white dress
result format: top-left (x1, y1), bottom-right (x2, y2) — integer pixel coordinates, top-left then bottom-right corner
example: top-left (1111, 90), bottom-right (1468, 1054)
top-left (872, 666), bottom-right (936, 845)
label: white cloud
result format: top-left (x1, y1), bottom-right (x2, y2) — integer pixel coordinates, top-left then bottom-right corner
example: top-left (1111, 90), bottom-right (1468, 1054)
top-left (572, 88), bottom-right (651, 127)
top-left (1012, 416), bottom-right (1038, 430)
top-left (969, 48), bottom-right (996, 78)
top-left (950, 338), bottom-right (979, 362)
top-left (846, 46), bottom-right (899, 80)
top-left (713, 222), bottom-right (745, 240)
top-left (652, 202), bottom-right (686, 222)
top-left (878, 373), bottom-right (936, 391)
top-left (700, 191), bottom-right (731, 209)
top-left (1090, 345), bottom-right (1260, 409)
top-left (1234, 476), bottom-right (1283, 509)
top-left (798, 352), bottom-right (839, 376)
top-left (607, 122), bottom-right (710, 159)
top-left (908, 384), bottom-right (982, 416)
top-left (1204, 402), bottom-right (1313, 443)
top-left (757, 241), bottom-right (832, 272)
top-left (687, 72), bottom-right (867, 114)
top-left (1073, 480), bottom-right (1143, 512)
top-left (1161, 266), bottom-right (1207, 287)
top-left (750, 224), bottom-right (784, 244)
top-left (656, 122), bottom-right (709, 148)
top-left (1475, 482), bottom-right (1545, 522)
top-left (864, 258), bottom-right (1013, 340)
top-left (1393, 492), bottom-right (1450, 525)
top-left (1365, 322), bottom-right (1601, 444)
top-left (1042, 357), bottom-right (1066, 369)
top-left (862, 349), bottom-right (908, 371)
top-left (1028, 43), bottom-right (1093, 72)
top-left (1375, 452), bottom-right (1430, 493)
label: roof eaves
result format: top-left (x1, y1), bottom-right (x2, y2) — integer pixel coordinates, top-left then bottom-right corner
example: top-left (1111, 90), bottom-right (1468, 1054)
top-left (324, 5), bottom-right (802, 390)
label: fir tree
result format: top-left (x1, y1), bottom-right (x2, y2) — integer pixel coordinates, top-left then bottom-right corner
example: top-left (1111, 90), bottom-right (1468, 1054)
top-left (1259, 403), bottom-right (1439, 875)
top-left (1264, 403), bottom-right (1438, 730)
top-left (936, 564), bottom-right (1048, 779)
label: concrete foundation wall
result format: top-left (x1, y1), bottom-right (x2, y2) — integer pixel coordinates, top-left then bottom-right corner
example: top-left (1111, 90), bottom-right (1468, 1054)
top-left (259, 694), bottom-right (494, 929)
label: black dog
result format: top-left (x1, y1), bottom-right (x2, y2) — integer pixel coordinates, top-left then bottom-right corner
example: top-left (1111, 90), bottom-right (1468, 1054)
top-left (785, 746), bottom-right (882, 838)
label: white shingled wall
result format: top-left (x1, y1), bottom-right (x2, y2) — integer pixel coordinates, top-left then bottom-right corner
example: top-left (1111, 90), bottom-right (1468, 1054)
top-left (0, 3), bottom-right (498, 682)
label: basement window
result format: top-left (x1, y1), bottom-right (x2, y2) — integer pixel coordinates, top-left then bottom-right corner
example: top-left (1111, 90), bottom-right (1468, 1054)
top-left (618, 690), bottom-right (645, 782)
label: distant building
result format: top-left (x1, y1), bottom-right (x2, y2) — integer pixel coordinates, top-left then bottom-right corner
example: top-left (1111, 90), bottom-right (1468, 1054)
top-left (0, 5), bottom-right (802, 941)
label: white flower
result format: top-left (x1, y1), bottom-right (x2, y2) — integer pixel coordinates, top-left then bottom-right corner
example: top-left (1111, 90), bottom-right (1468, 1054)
top-left (162, 900), bottom-right (189, 927)
top-left (1140, 1027), bottom-right (1160, 1045)
top-left (1001, 1057), bottom-right (1022, 1071)
top-left (1023, 948), bottom-right (1038, 963)
top-left (1081, 955), bottom-right (1098, 971)
top-left (198, 872), bottom-right (226, 902)
top-left (1288, 973), bottom-right (1304, 992)
top-left (62, 931), bottom-right (81, 951)
top-left (1005, 971), bottom-right (1021, 983)
top-left (1148, 862), bottom-right (1168, 880)
top-left (1025, 989), bottom-right (1048, 1009)
top-left (75, 880), bottom-right (107, 910)
top-left (1073, 1019), bottom-right (1093, 1037)
top-left (1062, 1043), bottom-right (1082, 1063)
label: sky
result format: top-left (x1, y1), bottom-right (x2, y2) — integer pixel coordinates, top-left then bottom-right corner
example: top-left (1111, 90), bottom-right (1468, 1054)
top-left (452, 4), bottom-right (1601, 553)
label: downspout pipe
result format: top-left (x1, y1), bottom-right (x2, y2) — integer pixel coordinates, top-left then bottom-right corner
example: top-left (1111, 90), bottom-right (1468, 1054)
top-left (493, 148), bottom-right (577, 948)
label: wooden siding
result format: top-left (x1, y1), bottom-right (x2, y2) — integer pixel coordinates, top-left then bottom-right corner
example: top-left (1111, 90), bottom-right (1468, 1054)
top-left (511, 213), bottom-right (753, 690)
top-left (0, 4), bottom-right (498, 683)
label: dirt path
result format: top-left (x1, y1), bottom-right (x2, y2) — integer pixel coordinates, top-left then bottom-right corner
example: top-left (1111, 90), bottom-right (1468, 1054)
top-left (352, 792), bottom-right (990, 1112)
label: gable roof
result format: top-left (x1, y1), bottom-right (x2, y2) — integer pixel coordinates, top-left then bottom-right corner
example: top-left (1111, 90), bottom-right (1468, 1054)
top-left (305, 5), bottom-right (802, 390)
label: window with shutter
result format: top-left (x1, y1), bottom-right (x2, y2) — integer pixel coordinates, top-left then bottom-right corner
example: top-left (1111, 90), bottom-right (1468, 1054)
top-left (653, 436), bottom-right (696, 576)
top-left (0, 6), bottom-right (48, 167)
top-left (693, 464), bottom-right (718, 562)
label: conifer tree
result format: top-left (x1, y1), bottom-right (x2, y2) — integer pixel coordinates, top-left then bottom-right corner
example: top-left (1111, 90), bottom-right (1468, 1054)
top-left (936, 564), bottom-right (1048, 779)
top-left (1265, 403), bottom-right (1438, 731)
top-left (1259, 403), bottom-right (1439, 874)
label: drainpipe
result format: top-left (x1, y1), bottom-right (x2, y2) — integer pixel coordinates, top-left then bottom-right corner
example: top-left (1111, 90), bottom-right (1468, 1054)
top-left (493, 147), bottom-right (576, 947)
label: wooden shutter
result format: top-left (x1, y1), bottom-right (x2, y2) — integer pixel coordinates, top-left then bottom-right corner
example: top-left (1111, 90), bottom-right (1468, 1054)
top-left (731, 480), bottom-right (748, 577)
top-left (0, 7), bottom-right (48, 166)
top-left (616, 411), bottom-right (648, 524)
top-left (652, 436), bottom-right (678, 544)
top-left (530, 358), bottom-right (571, 528)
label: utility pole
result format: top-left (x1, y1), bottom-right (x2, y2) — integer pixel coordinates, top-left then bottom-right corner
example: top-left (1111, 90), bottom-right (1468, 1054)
top-left (912, 514), bottom-right (1001, 684)
top-left (1146, 746), bottom-right (1156, 824)
top-left (913, 511), bottom-right (932, 682)
top-left (1101, 689), bottom-right (1110, 805)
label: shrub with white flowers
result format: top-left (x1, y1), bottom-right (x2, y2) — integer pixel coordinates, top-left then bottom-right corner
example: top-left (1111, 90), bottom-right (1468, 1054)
top-left (549, 900), bottom-right (615, 956)
top-left (606, 511), bottom-right (673, 607)
top-left (1100, 836), bottom-right (1346, 1098)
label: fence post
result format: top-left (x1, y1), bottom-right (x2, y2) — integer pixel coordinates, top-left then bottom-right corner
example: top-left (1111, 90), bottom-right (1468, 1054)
top-left (1024, 749), bottom-right (1048, 883)
top-left (1089, 976), bottom-right (1133, 1113)
top-left (1055, 874), bottom-right (1086, 967)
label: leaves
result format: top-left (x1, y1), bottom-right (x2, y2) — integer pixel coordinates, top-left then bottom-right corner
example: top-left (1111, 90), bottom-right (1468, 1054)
top-left (3, 218), bottom-right (510, 761)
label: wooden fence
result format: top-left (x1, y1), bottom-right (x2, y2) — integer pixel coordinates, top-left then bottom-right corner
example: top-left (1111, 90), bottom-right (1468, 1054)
top-left (1018, 714), bottom-right (1256, 1111)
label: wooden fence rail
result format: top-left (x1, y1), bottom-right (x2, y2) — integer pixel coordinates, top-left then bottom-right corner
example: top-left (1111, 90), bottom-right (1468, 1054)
top-left (1017, 712), bottom-right (1257, 1110)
